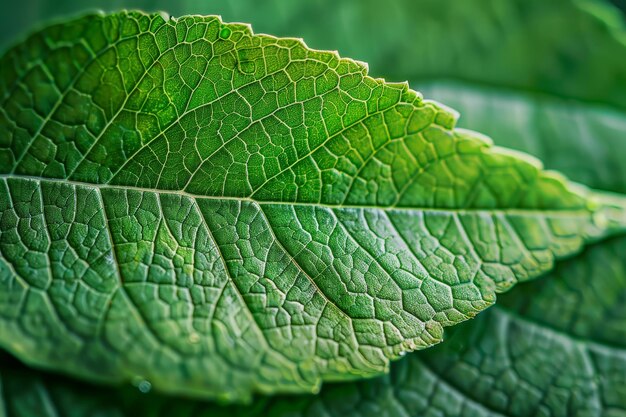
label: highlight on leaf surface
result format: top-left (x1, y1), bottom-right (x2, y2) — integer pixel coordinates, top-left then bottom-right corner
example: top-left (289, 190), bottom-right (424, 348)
top-left (0, 10), bottom-right (625, 402)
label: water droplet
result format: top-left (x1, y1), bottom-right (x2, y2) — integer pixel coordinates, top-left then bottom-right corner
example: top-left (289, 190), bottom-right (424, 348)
top-left (131, 376), bottom-right (152, 394)
top-left (138, 380), bottom-right (152, 393)
top-left (219, 27), bottom-right (232, 39)
top-left (399, 351), bottom-right (407, 357)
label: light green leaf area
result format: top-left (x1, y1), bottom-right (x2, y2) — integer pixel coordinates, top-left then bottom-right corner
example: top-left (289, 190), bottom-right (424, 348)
top-left (1, 11), bottom-right (625, 401)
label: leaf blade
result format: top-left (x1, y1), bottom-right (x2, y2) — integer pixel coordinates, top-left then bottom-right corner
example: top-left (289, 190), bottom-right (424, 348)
top-left (1, 11), bottom-right (625, 401)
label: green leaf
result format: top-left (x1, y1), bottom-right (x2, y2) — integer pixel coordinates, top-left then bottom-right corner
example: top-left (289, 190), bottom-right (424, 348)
top-left (2, 10), bottom-right (625, 401)
top-left (3, 67), bottom-right (626, 417)
top-left (3, 239), bottom-right (626, 417)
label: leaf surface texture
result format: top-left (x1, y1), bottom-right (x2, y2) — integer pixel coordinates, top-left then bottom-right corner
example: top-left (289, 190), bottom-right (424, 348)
top-left (1, 10), bottom-right (625, 401)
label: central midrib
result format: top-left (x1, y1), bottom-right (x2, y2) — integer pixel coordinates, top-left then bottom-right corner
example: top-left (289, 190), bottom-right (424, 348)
top-left (0, 173), bottom-right (594, 215)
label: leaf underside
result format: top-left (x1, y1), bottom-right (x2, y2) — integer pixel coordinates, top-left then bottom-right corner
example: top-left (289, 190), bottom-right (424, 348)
top-left (0, 11), bottom-right (625, 401)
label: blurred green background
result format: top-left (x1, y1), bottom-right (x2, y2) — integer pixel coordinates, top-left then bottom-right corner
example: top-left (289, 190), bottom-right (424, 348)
top-left (3, 0), bottom-right (624, 51)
